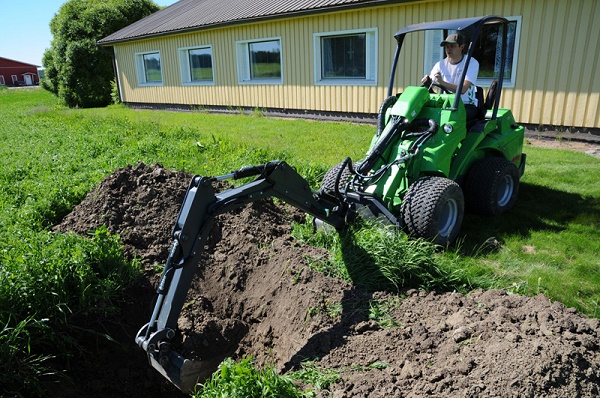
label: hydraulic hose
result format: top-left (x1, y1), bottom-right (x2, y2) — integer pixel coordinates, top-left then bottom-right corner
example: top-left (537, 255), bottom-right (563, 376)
top-left (358, 116), bottom-right (408, 175)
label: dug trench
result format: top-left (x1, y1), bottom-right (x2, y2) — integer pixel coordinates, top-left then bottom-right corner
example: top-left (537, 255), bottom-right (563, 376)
top-left (52, 162), bottom-right (600, 397)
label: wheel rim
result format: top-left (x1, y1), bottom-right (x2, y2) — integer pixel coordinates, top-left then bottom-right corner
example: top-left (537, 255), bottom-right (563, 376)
top-left (497, 174), bottom-right (515, 207)
top-left (438, 198), bottom-right (459, 238)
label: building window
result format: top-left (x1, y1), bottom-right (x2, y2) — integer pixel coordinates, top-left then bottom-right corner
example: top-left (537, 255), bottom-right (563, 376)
top-left (135, 51), bottom-right (163, 85)
top-left (424, 17), bottom-right (521, 88)
top-left (314, 28), bottom-right (378, 86)
top-left (236, 38), bottom-right (282, 84)
top-left (179, 46), bottom-right (214, 85)
top-left (472, 17), bottom-right (521, 87)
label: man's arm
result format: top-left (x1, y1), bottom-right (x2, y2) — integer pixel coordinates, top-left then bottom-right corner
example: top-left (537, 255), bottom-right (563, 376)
top-left (434, 73), bottom-right (472, 94)
top-left (434, 59), bottom-right (478, 94)
top-left (422, 63), bottom-right (440, 84)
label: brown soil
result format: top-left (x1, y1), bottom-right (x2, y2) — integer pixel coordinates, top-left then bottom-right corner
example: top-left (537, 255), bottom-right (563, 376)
top-left (526, 137), bottom-right (600, 157)
top-left (53, 161), bottom-right (600, 398)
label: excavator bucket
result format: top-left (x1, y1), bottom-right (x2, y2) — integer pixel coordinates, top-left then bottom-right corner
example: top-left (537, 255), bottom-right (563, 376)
top-left (147, 351), bottom-right (221, 393)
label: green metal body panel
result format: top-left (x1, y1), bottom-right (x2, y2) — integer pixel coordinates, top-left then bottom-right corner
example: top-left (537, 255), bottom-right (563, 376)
top-left (417, 98), bottom-right (467, 176)
top-left (450, 110), bottom-right (525, 180)
top-left (362, 86), bottom-right (525, 214)
top-left (389, 86), bottom-right (431, 123)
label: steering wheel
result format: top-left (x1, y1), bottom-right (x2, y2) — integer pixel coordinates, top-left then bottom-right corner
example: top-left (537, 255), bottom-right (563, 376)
top-left (429, 82), bottom-right (451, 94)
top-left (420, 76), bottom-right (451, 94)
top-left (420, 76), bottom-right (433, 88)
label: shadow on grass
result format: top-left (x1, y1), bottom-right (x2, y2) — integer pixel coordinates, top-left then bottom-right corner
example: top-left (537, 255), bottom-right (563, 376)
top-left (458, 182), bottom-right (600, 253)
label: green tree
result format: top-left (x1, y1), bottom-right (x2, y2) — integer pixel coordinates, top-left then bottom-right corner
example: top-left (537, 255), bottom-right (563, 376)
top-left (42, 0), bottom-right (160, 108)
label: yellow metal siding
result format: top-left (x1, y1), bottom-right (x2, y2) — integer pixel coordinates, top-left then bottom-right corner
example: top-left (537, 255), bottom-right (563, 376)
top-left (114, 0), bottom-right (600, 128)
top-left (115, 5), bottom-right (404, 113)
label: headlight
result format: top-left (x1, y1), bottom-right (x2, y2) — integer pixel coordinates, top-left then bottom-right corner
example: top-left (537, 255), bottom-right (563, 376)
top-left (443, 123), bottom-right (453, 133)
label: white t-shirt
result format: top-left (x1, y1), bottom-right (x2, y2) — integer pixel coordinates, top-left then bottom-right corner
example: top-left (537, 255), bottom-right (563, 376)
top-left (430, 56), bottom-right (479, 107)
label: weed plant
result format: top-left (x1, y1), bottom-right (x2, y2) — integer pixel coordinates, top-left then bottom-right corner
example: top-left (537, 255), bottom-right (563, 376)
top-left (291, 360), bottom-right (341, 393)
top-left (195, 357), bottom-right (344, 397)
top-left (195, 357), bottom-right (306, 398)
top-left (369, 296), bottom-right (403, 328)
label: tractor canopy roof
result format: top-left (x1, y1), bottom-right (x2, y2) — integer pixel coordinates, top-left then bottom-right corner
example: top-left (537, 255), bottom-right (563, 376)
top-left (393, 15), bottom-right (508, 42)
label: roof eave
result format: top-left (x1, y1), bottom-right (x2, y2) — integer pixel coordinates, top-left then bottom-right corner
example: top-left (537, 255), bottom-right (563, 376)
top-left (0, 56), bottom-right (41, 68)
top-left (98, 0), bottom-right (422, 46)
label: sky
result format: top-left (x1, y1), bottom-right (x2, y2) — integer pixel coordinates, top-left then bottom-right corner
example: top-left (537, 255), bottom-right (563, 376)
top-left (0, 0), bottom-right (179, 67)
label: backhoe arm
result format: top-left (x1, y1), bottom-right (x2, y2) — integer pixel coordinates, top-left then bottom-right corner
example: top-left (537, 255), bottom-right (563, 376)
top-left (135, 160), bottom-right (345, 391)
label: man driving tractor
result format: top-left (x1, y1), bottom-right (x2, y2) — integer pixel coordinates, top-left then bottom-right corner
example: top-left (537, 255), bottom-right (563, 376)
top-left (422, 33), bottom-right (480, 121)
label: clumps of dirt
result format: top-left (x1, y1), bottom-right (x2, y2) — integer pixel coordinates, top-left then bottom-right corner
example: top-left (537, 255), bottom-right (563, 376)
top-left (55, 162), bottom-right (192, 266)
top-left (526, 137), bottom-right (600, 158)
top-left (318, 289), bottom-right (600, 397)
top-left (54, 162), bottom-right (600, 398)
top-left (175, 199), bottom-right (352, 372)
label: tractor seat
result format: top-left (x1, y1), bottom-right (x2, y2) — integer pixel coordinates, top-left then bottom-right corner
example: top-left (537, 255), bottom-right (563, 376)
top-left (469, 80), bottom-right (498, 131)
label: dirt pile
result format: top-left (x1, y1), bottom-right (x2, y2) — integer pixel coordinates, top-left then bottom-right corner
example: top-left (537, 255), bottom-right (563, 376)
top-left (55, 162), bottom-right (191, 266)
top-left (54, 162), bottom-right (600, 398)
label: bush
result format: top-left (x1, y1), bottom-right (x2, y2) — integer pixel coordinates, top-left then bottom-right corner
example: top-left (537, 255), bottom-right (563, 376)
top-left (42, 0), bottom-right (159, 108)
top-left (110, 79), bottom-right (121, 104)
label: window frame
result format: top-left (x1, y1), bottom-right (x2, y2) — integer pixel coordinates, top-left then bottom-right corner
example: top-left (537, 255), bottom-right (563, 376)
top-left (178, 45), bottom-right (215, 86)
top-left (313, 28), bottom-right (378, 86)
top-left (135, 51), bottom-right (163, 86)
top-left (423, 16), bottom-right (521, 88)
top-left (235, 37), bottom-right (283, 85)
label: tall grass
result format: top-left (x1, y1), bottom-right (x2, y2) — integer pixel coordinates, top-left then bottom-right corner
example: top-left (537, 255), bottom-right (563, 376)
top-left (293, 220), bottom-right (466, 292)
top-left (0, 90), bottom-right (143, 395)
top-left (0, 226), bottom-right (139, 395)
top-left (0, 317), bottom-right (55, 397)
top-left (1, 88), bottom-right (599, 395)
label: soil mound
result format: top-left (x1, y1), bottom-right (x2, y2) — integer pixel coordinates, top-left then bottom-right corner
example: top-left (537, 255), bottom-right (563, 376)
top-left (55, 162), bottom-right (191, 266)
top-left (54, 163), bottom-right (600, 397)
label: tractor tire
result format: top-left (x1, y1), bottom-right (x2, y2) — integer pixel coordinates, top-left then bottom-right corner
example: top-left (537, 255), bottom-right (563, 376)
top-left (400, 176), bottom-right (464, 246)
top-left (319, 161), bottom-right (355, 199)
top-left (464, 157), bottom-right (520, 216)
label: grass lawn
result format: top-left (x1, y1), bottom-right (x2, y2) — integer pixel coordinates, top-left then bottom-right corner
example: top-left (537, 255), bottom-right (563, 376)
top-left (0, 90), bottom-right (600, 316)
top-left (2, 88), bottom-right (598, 314)
top-left (460, 146), bottom-right (600, 315)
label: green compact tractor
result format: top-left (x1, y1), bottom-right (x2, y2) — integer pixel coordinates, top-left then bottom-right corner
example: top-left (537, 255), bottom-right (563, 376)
top-left (136, 16), bottom-right (525, 391)
top-left (318, 15), bottom-right (525, 245)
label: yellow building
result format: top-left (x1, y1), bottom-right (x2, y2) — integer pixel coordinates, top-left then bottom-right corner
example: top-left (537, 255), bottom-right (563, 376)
top-left (98, 0), bottom-right (600, 129)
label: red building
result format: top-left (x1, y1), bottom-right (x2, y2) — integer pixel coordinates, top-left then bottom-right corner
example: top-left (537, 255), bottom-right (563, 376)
top-left (0, 57), bottom-right (40, 86)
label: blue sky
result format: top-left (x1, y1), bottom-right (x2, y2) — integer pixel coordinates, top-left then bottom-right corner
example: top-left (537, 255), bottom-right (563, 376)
top-left (0, 0), bottom-right (179, 67)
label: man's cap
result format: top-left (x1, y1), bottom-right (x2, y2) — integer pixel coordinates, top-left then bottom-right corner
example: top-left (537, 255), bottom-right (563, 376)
top-left (440, 33), bottom-right (464, 46)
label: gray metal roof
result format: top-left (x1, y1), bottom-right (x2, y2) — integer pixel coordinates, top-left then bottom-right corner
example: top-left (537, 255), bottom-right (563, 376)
top-left (98, 0), bottom-right (403, 45)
